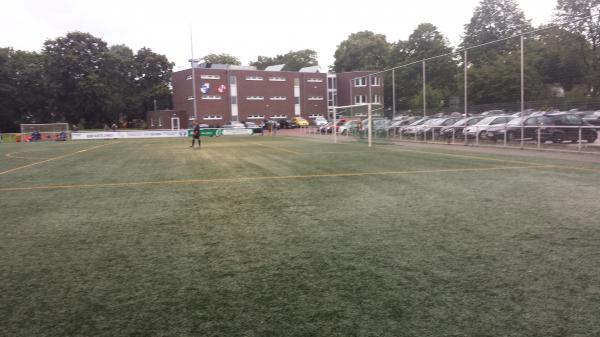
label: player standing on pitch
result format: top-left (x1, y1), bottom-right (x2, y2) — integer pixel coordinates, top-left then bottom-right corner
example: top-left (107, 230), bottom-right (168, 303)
top-left (190, 122), bottom-right (201, 149)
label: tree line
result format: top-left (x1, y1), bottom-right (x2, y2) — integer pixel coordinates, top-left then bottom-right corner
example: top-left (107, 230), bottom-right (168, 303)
top-left (1, 0), bottom-right (597, 132)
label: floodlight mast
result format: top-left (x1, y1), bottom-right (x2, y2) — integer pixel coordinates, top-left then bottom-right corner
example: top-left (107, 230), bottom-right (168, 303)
top-left (189, 28), bottom-right (198, 121)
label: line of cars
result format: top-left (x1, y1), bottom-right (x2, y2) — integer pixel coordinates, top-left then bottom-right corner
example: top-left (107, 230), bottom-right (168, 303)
top-left (391, 110), bottom-right (599, 143)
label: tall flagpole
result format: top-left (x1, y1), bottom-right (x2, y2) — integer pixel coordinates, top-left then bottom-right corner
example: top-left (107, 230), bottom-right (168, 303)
top-left (189, 27), bottom-right (198, 121)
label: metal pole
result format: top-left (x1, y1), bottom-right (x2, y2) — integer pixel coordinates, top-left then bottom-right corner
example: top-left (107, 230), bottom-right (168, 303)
top-left (189, 28), bottom-right (198, 121)
top-left (464, 50), bottom-right (468, 118)
top-left (368, 103), bottom-right (372, 148)
top-left (520, 35), bottom-right (525, 150)
top-left (392, 69), bottom-right (396, 120)
top-left (422, 61), bottom-right (427, 118)
top-left (153, 99), bottom-right (157, 112)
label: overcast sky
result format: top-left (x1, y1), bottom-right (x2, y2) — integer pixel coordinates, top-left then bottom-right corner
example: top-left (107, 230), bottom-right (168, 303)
top-left (2, 0), bottom-right (556, 71)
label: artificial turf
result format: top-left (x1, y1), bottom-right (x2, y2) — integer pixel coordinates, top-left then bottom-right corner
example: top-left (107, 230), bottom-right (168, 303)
top-left (1, 136), bottom-right (600, 336)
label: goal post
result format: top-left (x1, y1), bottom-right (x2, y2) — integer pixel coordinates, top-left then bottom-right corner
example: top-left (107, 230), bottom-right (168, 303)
top-left (20, 123), bottom-right (70, 142)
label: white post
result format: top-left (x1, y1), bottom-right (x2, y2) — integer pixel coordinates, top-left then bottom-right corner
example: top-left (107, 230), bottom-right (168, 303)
top-left (333, 106), bottom-right (337, 144)
top-left (189, 29), bottom-right (198, 121)
top-left (464, 49), bottom-right (468, 145)
top-left (368, 103), bottom-right (372, 148)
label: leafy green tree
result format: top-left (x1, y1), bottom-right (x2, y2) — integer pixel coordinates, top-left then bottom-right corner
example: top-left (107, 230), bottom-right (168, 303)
top-left (332, 31), bottom-right (391, 72)
top-left (44, 31), bottom-right (112, 125)
top-left (388, 24), bottom-right (458, 110)
top-left (555, 0), bottom-right (600, 95)
top-left (0, 48), bottom-right (18, 131)
top-left (133, 47), bottom-right (173, 120)
top-left (410, 85), bottom-right (445, 112)
top-left (251, 49), bottom-right (318, 71)
top-left (461, 0), bottom-right (532, 63)
top-left (203, 53), bottom-right (241, 65)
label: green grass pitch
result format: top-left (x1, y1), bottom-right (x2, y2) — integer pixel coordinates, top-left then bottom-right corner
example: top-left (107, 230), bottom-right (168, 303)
top-left (1, 136), bottom-right (600, 336)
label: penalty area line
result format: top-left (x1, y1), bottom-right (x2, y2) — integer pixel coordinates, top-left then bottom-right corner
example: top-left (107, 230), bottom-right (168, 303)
top-left (0, 142), bottom-right (119, 176)
top-left (0, 164), bottom-right (550, 192)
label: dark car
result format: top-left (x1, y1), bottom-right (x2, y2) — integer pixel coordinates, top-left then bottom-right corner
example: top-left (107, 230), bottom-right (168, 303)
top-left (538, 113), bottom-right (598, 143)
top-left (440, 116), bottom-right (485, 139)
top-left (278, 119), bottom-right (297, 129)
top-left (417, 117), bottom-right (462, 139)
top-left (485, 116), bottom-right (541, 142)
top-left (577, 111), bottom-right (600, 126)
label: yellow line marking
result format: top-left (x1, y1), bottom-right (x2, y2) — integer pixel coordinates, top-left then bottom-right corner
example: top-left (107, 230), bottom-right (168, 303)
top-left (252, 142), bottom-right (301, 155)
top-left (0, 142), bottom-right (118, 176)
top-left (0, 165), bottom-right (548, 192)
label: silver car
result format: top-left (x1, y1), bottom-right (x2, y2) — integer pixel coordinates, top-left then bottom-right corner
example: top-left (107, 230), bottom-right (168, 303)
top-left (463, 116), bottom-right (515, 139)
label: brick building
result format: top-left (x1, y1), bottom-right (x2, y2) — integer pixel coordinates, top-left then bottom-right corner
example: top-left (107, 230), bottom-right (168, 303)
top-left (152, 63), bottom-right (383, 129)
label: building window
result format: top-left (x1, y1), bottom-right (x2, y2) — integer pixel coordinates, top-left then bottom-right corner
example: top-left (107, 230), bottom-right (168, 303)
top-left (269, 77), bottom-right (286, 81)
top-left (247, 114), bottom-right (265, 119)
top-left (203, 115), bottom-right (223, 120)
top-left (354, 78), bottom-right (367, 87)
top-left (327, 77), bottom-right (337, 89)
top-left (271, 114), bottom-right (288, 119)
top-left (187, 96), bottom-right (194, 100)
top-left (294, 78), bottom-right (300, 86)
top-left (186, 75), bottom-right (193, 80)
top-left (201, 75), bottom-right (220, 80)
top-left (247, 96), bottom-right (264, 100)
top-left (246, 76), bottom-right (263, 81)
top-left (372, 95), bottom-right (382, 103)
top-left (308, 96), bottom-right (323, 101)
top-left (308, 114), bottom-right (324, 118)
top-left (370, 76), bottom-right (381, 86)
top-left (230, 76), bottom-right (237, 84)
top-left (270, 96), bottom-right (287, 101)
top-left (307, 78), bottom-right (323, 83)
top-left (354, 95), bottom-right (367, 104)
top-left (202, 95), bottom-right (221, 100)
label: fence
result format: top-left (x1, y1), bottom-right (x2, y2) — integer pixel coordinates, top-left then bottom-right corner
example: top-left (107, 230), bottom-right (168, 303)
top-left (305, 14), bottom-right (600, 155)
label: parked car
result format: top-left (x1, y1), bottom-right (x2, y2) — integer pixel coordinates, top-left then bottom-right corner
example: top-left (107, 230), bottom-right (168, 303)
top-left (480, 109), bottom-right (506, 117)
top-left (292, 117), bottom-right (309, 127)
top-left (339, 120), bottom-right (362, 135)
top-left (485, 116), bottom-right (541, 142)
top-left (538, 113), bottom-right (598, 143)
top-left (440, 116), bottom-right (485, 139)
top-left (278, 119), bottom-right (297, 129)
top-left (578, 111), bottom-right (600, 126)
top-left (463, 115), bottom-right (515, 139)
top-left (416, 117), bottom-right (462, 139)
top-left (223, 121), bottom-right (246, 128)
top-left (313, 116), bottom-right (328, 127)
top-left (401, 117), bottom-right (431, 137)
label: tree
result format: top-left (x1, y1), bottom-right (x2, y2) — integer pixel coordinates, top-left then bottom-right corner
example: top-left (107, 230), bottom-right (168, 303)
top-left (461, 0), bottom-right (532, 63)
top-left (250, 49), bottom-right (318, 71)
top-left (388, 24), bottom-right (458, 110)
top-left (133, 47), bottom-right (173, 120)
top-left (555, 0), bottom-right (600, 95)
top-left (332, 31), bottom-right (391, 72)
top-left (44, 31), bottom-right (112, 125)
top-left (203, 53), bottom-right (241, 65)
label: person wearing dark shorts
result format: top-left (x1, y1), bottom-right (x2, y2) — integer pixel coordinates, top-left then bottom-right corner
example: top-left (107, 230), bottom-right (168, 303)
top-left (191, 123), bottom-right (201, 148)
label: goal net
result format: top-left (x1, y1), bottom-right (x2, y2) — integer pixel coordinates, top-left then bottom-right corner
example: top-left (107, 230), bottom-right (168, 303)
top-left (20, 123), bottom-right (70, 142)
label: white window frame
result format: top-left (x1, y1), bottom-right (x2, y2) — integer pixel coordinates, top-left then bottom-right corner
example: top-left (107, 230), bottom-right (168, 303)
top-left (269, 77), bottom-right (286, 82)
top-left (308, 96), bottom-right (324, 101)
top-left (186, 75), bottom-right (193, 80)
top-left (247, 115), bottom-right (265, 119)
top-left (200, 75), bottom-right (221, 80)
top-left (307, 78), bottom-right (323, 83)
top-left (203, 115), bottom-right (223, 120)
top-left (354, 78), bottom-right (367, 87)
top-left (370, 76), bottom-right (382, 86)
top-left (270, 96), bottom-right (287, 101)
top-left (247, 96), bottom-right (264, 101)
top-left (202, 95), bottom-right (222, 100)
top-left (271, 114), bottom-right (288, 119)
top-left (246, 76), bottom-right (264, 81)
top-left (308, 114), bottom-right (324, 118)
top-left (187, 96), bottom-right (194, 101)
top-left (354, 95), bottom-right (367, 104)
